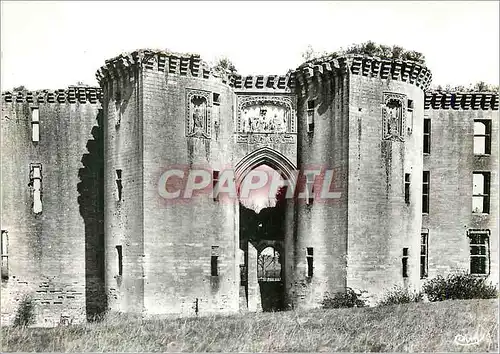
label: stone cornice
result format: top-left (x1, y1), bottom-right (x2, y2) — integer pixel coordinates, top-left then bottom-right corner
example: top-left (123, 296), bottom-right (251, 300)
top-left (2, 87), bottom-right (102, 104)
top-left (294, 54), bottom-right (432, 91)
top-left (424, 91), bottom-right (499, 110)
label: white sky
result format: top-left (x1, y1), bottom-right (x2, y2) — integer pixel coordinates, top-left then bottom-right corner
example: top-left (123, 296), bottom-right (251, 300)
top-left (1, 1), bottom-right (498, 91)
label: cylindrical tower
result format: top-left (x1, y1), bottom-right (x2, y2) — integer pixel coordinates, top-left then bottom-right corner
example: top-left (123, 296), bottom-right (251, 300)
top-left (97, 50), bottom-right (240, 316)
top-left (293, 55), bottom-right (432, 305)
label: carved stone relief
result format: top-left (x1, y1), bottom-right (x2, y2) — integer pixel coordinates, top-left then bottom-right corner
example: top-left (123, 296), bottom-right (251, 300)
top-left (186, 89), bottom-right (212, 139)
top-left (236, 95), bottom-right (296, 144)
top-left (382, 92), bottom-right (406, 141)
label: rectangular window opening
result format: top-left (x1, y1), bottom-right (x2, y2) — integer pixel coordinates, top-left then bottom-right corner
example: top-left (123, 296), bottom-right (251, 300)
top-left (116, 245), bottom-right (123, 276)
top-left (31, 107), bottom-right (40, 142)
top-left (474, 120), bottom-right (491, 155)
top-left (423, 118), bottom-right (431, 154)
top-left (213, 93), bottom-right (221, 105)
top-left (407, 100), bottom-right (414, 134)
top-left (468, 230), bottom-right (490, 275)
top-left (422, 171), bottom-right (430, 214)
top-left (1, 230), bottom-right (8, 280)
top-left (305, 174), bottom-right (315, 205)
top-left (472, 172), bottom-right (490, 214)
top-left (402, 248), bottom-right (409, 278)
top-left (116, 169), bottom-right (123, 202)
top-left (211, 246), bottom-right (219, 276)
top-left (307, 100), bottom-right (315, 133)
top-left (404, 173), bottom-right (411, 204)
top-left (306, 247), bottom-right (313, 277)
top-left (213, 170), bottom-right (220, 202)
top-left (30, 164), bottom-right (42, 214)
top-left (420, 231), bottom-right (428, 279)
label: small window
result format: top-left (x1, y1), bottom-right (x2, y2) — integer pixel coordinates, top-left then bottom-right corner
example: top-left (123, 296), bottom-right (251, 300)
top-left (211, 246), bottom-right (219, 276)
top-left (402, 248), bottom-right (409, 278)
top-left (468, 230), bottom-right (490, 275)
top-left (213, 170), bottom-right (219, 202)
top-left (1, 230), bottom-right (8, 280)
top-left (404, 173), bottom-right (410, 205)
top-left (422, 171), bottom-right (430, 214)
top-left (473, 120), bottom-right (491, 155)
top-left (116, 169), bottom-right (123, 202)
top-left (420, 231), bottom-right (428, 279)
top-left (31, 107), bottom-right (40, 142)
top-left (407, 100), bottom-right (414, 134)
top-left (30, 164), bottom-right (42, 214)
top-left (213, 93), bottom-right (221, 106)
top-left (307, 100), bottom-right (314, 133)
top-left (116, 245), bottom-right (123, 276)
top-left (306, 247), bottom-right (313, 277)
top-left (305, 174), bottom-right (315, 205)
top-left (472, 172), bottom-right (490, 214)
top-left (423, 118), bottom-right (431, 154)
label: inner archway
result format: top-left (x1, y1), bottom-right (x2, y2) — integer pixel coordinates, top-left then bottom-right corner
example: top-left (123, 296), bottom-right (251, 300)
top-left (237, 161), bottom-right (292, 312)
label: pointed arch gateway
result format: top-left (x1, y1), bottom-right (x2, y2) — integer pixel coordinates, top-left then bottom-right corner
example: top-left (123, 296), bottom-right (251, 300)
top-left (234, 147), bottom-right (298, 189)
top-left (235, 147), bottom-right (297, 312)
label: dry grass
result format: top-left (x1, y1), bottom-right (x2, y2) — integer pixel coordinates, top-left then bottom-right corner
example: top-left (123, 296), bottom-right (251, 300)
top-left (1, 299), bottom-right (498, 352)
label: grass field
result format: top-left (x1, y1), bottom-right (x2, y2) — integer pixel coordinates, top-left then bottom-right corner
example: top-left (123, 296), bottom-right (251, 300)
top-left (1, 299), bottom-right (498, 352)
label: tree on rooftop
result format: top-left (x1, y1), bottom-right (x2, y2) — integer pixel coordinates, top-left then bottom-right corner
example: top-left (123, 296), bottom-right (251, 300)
top-left (213, 57), bottom-right (238, 76)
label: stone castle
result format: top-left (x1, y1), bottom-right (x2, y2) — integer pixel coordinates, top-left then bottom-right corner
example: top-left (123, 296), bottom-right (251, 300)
top-left (1, 48), bottom-right (498, 326)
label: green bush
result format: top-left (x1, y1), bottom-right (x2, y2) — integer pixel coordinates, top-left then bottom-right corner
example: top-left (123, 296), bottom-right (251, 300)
top-left (378, 286), bottom-right (423, 306)
top-left (13, 295), bottom-right (35, 327)
top-left (422, 272), bottom-right (498, 302)
top-left (322, 287), bottom-right (367, 309)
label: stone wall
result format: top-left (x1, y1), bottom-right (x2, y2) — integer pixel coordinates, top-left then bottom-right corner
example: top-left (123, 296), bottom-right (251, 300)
top-left (423, 92), bottom-right (499, 284)
top-left (1, 88), bottom-right (103, 326)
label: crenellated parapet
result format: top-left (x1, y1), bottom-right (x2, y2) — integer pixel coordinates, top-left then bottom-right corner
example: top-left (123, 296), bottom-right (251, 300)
top-left (294, 54), bottom-right (432, 92)
top-left (2, 87), bottom-right (102, 104)
top-left (424, 91), bottom-right (499, 110)
top-left (230, 73), bottom-right (296, 92)
top-left (96, 49), bottom-right (215, 87)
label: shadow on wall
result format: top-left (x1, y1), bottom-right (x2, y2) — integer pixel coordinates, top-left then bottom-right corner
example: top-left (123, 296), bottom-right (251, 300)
top-left (77, 109), bottom-right (106, 320)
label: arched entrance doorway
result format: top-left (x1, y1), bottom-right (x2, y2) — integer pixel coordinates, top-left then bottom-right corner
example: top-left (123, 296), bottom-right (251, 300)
top-left (235, 148), bottom-right (296, 312)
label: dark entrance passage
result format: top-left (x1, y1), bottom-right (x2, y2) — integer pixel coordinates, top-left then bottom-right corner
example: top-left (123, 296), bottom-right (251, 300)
top-left (239, 174), bottom-right (287, 312)
top-left (257, 246), bottom-right (284, 311)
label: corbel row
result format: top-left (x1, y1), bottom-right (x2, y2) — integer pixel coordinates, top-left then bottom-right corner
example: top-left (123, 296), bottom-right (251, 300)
top-left (2, 87), bottom-right (103, 104)
top-left (424, 92), bottom-right (499, 110)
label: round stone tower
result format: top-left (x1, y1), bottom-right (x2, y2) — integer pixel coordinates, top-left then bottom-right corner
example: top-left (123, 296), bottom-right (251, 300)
top-left (293, 55), bottom-right (432, 304)
top-left (97, 50), bottom-right (240, 316)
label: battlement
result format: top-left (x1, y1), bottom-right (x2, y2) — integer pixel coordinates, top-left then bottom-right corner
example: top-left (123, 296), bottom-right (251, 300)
top-left (294, 54), bottom-right (432, 91)
top-left (2, 87), bottom-right (102, 104)
top-left (96, 49), bottom-right (215, 86)
top-left (424, 91), bottom-right (499, 110)
top-left (231, 73), bottom-right (296, 92)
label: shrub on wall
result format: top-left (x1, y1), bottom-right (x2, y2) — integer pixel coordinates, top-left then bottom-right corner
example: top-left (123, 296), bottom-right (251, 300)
top-left (301, 41), bottom-right (426, 66)
top-left (422, 272), bottom-right (498, 301)
top-left (378, 286), bottom-right (423, 306)
top-left (13, 295), bottom-right (35, 327)
top-left (322, 288), bottom-right (367, 309)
